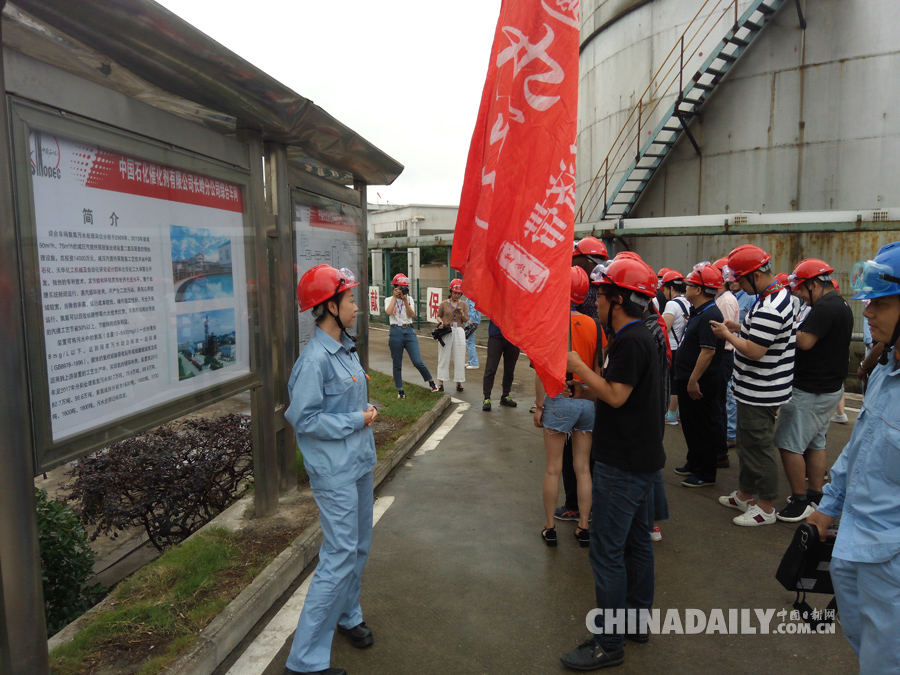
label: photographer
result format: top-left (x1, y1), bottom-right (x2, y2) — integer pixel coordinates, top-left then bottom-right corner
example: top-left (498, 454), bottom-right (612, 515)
top-left (385, 273), bottom-right (437, 399)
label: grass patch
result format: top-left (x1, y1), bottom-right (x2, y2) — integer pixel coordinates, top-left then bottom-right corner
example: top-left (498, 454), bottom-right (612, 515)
top-left (49, 526), bottom-right (296, 675)
top-left (367, 370), bottom-right (442, 456)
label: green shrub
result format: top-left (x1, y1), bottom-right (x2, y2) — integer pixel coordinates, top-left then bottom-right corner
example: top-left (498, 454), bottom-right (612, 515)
top-left (35, 488), bottom-right (106, 636)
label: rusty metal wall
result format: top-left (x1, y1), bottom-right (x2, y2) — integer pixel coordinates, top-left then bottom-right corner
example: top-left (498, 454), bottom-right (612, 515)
top-left (578, 0), bottom-right (900, 217)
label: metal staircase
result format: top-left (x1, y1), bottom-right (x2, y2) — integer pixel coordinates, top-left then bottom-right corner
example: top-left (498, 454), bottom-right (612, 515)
top-left (578, 0), bottom-right (799, 223)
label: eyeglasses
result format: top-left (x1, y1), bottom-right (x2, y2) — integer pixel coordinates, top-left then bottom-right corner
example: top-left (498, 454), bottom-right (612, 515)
top-left (851, 260), bottom-right (900, 292)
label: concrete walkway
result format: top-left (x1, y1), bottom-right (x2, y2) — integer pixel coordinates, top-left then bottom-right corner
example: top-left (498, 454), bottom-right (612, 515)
top-left (229, 326), bottom-right (858, 675)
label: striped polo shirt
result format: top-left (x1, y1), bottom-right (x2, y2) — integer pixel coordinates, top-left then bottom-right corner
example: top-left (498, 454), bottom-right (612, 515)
top-left (733, 288), bottom-right (796, 406)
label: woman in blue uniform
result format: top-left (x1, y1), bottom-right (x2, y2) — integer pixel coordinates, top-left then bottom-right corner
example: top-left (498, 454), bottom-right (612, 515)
top-left (284, 265), bottom-right (378, 675)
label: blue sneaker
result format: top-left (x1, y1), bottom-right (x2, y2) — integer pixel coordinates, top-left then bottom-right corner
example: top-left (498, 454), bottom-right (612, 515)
top-left (681, 475), bottom-right (715, 488)
top-left (664, 411), bottom-right (679, 426)
top-left (554, 506), bottom-right (580, 522)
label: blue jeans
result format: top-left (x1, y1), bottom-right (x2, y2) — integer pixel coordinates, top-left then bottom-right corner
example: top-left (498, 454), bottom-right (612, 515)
top-left (589, 462), bottom-right (656, 652)
top-left (286, 471), bottom-right (374, 672)
top-left (466, 326), bottom-right (479, 366)
top-left (388, 325), bottom-right (432, 389)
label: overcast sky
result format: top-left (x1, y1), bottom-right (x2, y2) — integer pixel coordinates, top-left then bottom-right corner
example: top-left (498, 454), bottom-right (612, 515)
top-left (155, 0), bottom-right (502, 207)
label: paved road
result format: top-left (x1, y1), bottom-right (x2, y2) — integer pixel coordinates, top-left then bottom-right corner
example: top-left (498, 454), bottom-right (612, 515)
top-left (227, 326), bottom-right (858, 675)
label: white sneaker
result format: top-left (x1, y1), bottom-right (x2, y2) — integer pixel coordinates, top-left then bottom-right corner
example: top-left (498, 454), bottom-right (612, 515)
top-left (465, 364), bottom-right (479, 370)
top-left (650, 527), bottom-right (662, 542)
top-left (831, 412), bottom-right (849, 424)
top-left (732, 504), bottom-right (776, 527)
top-left (718, 491), bottom-right (750, 512)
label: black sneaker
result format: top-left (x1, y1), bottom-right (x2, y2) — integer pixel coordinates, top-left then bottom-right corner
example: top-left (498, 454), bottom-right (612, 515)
top-left (560, 639), bottom-right (625, 670)
top-left (674, 464), bottom-right (693, 476)
top-left (482, 398), bottom-right (491, 411)
top-left (397, 389), bottom-right (405, 399)
top-left (337, 621), bottom-right (373, 648)
top-left (499, 395), bottom-right (517, 407)
top-left (456, 383), bottom-right (464, 392)
top-left (806, 489), bottom-right (824, 507)
top-left (437, 384), bottom-right (444, 392)
top-left (776, 497), bottom-right (816, 522)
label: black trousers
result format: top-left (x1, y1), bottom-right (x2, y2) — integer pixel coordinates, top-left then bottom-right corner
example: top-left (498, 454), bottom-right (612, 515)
top-left (676, 376), bottom-right (724, 483)
top-left (482, 335), bottom-right (520, 399)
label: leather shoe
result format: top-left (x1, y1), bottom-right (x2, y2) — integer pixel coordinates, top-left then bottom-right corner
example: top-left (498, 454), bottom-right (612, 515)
top-left (560, 639), bottom-right (624, 670)
top-left (337, 622), bottom-right (373, 648)
top-left (284, 668), bottom-right (347, 675)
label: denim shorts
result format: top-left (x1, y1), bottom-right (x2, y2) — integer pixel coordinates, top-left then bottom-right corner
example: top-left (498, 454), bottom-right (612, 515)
top-left (542, 394), bottom-right (594, 434)
top-left (774, 387), bottom-right (843, 454)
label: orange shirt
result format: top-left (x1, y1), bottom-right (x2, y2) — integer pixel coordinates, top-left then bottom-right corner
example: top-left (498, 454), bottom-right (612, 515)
top-left (570, 311), bottom-right (605, 382)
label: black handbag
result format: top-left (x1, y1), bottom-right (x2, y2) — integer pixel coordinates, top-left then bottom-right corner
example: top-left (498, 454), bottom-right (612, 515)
top-left (464, 323), bottom-right (478, 339)
top-left (776, 522), bottom-right (834, 594)
top-left (775, 522), bottom-right (837, 628)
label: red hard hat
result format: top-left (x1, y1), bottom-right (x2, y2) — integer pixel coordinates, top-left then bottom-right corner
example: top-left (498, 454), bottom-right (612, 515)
top-left (725, 244), bottom-right (771, 281)
top-left (789, 258), bottom-right (834, 289)
top-left (661, 270), bottom-right (684, 284)
top-left (571, 266), bottom-right (590, 304)
top-left (392, 273), bottom-right (410, 287)
top-left (449, 278), bottom-right (463, 292)
top-left (657, 266), bottom-right (673, 277)
top-left (297, 265), bottom-right (359, 312)
top-left (833, 279), bottom-right (841, 293)
top-left (686, 263), bottom-right (724, 290)
top-left (775, 272), bottom-right (791, 287)
top-left (573, 237), bottom-right (609, 261)
top-left (598, 256), bottom-right (657, 298)
top-left (713, 257), bottom-right (729, 271)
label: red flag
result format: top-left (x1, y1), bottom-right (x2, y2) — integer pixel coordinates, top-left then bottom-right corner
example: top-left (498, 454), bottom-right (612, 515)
top-left (452, 0), bottom-right (579, 398)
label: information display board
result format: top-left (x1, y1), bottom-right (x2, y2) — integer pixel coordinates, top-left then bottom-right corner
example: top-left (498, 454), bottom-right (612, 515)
top-left (292, 190), bottom-right (364, 351)
top-left (27, 130), bottom-right (252, 443)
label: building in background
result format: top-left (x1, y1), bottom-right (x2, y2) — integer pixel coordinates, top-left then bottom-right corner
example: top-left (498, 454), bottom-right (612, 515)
top-left (576, 0), bottom-right (899, 275)
top-left (369, 203), bottom-right (458, 291)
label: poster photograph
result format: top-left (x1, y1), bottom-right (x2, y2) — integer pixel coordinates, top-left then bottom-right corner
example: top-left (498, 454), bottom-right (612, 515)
top-left (29, 129), bottom-right (252, 442)
top-left (176, 308), bottom-right (237, 381)
top-left (171, 226), bottom-right (235, 302)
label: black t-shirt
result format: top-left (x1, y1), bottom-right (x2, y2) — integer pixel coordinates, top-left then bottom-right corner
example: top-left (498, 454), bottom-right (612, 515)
top-left (673, 300), bottom-right (724, 381)
top-left (592, 321), bottom-right (666, 472)
top-left (794, 291), bottom-right (854, 393)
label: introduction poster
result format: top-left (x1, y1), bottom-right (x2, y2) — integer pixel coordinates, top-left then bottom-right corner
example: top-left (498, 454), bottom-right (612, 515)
top-left (293, 195), bottom-right (363, 351)
top-left (30, 131), bottom-right (251, 442)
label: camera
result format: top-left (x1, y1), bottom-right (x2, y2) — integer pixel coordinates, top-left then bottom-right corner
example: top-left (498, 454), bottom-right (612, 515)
top-left (400, 286), bottom-right (409, 295)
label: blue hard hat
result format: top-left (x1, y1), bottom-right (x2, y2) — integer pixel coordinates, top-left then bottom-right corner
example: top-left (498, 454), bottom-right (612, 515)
top-left (850, 241), bottom-right (900, 300)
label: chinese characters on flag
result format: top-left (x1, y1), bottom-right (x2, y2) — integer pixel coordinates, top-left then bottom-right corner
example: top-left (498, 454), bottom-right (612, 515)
top-left (451, 0), bottom-right (580, 397)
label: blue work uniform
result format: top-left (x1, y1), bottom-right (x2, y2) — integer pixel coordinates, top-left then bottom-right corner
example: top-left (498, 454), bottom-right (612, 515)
top-left (817, 347), bottom-right (900, 674)
top-left (284, 326), bottom-right (377, 673)
top-left (466, 297), bottom-right (481, 366)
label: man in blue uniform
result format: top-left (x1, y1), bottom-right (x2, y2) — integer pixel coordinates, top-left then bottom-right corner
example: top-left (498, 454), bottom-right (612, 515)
top-left (807, 241), bottom-right (900, 675)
